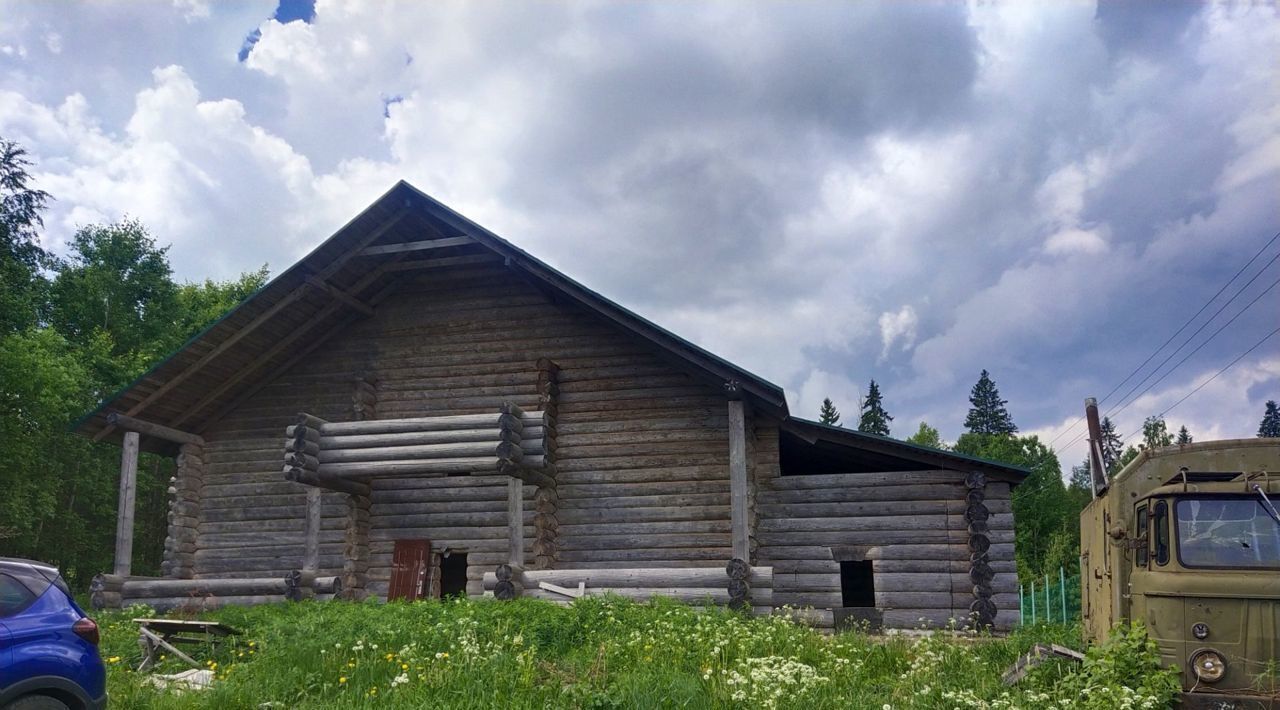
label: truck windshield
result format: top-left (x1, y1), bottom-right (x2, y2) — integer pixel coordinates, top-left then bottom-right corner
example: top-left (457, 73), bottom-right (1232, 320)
top-left (1176, 497), bottom-right (1280, 569)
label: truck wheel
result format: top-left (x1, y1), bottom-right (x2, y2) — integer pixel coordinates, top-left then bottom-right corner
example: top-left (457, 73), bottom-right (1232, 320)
top-left (4, 695), bottom-right (71, 710)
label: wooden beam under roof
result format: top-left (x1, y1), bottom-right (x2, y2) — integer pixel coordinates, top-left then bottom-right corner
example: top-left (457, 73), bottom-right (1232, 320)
top-left (193, 274), bottom-right (406, 432)
top-left (381, 254), bottom-right (501, 272)
top-left (358, 235), bottom-right (473, 257)
top-left (106, 412), bottom-right (204, 446)
top-left (173, 265), bottom-right (399, 429)
top-left (305, 276), bottom-right (375, 316)
top-left (93, 207), bottom-right (412, 442)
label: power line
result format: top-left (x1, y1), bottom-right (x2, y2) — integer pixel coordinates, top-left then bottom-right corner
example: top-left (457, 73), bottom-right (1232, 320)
top-left (1045, 229), bottom-right (1280, 448)
top-left (1118, 324), bottom-right (1280, 444)
top-left (1058, 270), bottom-right (1280, 453)
top-left (1107, 273), bottom-right (1280, 432)
top-left (1104, 250), bottom-right (1280, 417)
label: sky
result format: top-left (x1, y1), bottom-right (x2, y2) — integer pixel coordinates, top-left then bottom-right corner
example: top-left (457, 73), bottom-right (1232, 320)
top-left (1, 0), bottom-right (1277, 470)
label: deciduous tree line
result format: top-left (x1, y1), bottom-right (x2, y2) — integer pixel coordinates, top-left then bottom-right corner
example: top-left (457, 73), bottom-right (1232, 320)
top-left (0, 139), bottom-right (267, 589)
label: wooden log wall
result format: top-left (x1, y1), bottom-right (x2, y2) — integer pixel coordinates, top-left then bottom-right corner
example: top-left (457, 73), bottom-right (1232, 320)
top-left (161, 442), bottom-right (204, 579)
top-left (196, 264), bottom-right (736, 593)
top-left (756, 468), bottom-right (1018, 631)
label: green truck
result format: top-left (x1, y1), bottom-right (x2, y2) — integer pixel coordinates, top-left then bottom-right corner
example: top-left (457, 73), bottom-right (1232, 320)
top-left (1080, 404), bottom-right (1279, 708)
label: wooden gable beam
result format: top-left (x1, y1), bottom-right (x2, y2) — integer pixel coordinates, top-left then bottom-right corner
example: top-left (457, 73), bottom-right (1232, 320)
top-left (105, 412), bottom-right (204, 446)
top-left (381, 254), bottom-right (502, 272)
top-left (174, 266), bottom-right (399, 429)
top-left (358, 235), bottom-right (473, 257)
top-left (305, 276), bottom-right (375, 316)
top-left (93, 207), bottom-right (412, 441)
top-left (193, 275), bottom-right (406, 432)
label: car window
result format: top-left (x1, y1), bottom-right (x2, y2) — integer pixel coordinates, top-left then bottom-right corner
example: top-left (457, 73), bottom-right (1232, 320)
top-left (0, 573), bottom-right (36, 617)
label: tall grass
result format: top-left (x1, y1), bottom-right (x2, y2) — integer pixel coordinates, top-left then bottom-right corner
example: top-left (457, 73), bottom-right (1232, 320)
top-left (94, 597), bottom-right (1176, 709)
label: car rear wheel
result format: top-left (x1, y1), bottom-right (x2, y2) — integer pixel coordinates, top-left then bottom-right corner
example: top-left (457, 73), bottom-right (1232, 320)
top-left (3, 695), bottom-right (71, 710)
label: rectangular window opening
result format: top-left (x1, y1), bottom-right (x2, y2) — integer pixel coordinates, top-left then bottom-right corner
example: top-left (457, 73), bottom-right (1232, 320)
top-left (840, 560), bottom-right (876, 608)
top-left (440, 553), bottom-right (468, 598)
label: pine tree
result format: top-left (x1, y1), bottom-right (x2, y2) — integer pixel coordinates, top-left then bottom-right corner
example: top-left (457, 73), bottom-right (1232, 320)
top-left (1176, 425), bottom-right (1192, 445)
top-left (818, 397), bottom-right (841, 426)
top-left (1259, 400), bottom-right (1280, 438)
top-left (963, 370), bottom-right (1017, 435)
top-left (1141, 415), bottom-right (1173, 450)
top-left (857, 379), bottom-right (893, 436)
top-left (1099, 416), bottom-right (1123, 474)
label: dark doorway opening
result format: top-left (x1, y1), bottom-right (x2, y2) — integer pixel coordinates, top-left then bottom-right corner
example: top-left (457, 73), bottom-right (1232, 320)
top-left (440, 553), bottom-right (468, 598)
top-left (840, 560), bottom-right (876, 608)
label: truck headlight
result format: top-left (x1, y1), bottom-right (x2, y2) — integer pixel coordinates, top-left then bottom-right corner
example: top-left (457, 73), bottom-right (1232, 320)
top-left (1190, 649), bottom-right (1226, 683)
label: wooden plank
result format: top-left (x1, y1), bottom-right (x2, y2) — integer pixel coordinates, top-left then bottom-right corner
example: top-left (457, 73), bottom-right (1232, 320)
top-left (114, 432), bottom-right (140, 576)
top-left (727, 400), bottom-right (749, 562)
top-left (358, 235), bottom-right (474, 257)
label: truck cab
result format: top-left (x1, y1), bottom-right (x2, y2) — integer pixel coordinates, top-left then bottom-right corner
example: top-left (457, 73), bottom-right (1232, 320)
top-left (1081, 439), bottom-right (1279, 706)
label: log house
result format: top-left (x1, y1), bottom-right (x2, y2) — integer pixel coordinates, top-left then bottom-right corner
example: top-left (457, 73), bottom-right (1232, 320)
top-left (74, 181), bottom-right (1027, 630)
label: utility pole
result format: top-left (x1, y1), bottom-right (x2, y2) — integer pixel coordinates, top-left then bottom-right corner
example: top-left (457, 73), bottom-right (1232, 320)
top-left (1085, 397), bottom-right (1108, 497)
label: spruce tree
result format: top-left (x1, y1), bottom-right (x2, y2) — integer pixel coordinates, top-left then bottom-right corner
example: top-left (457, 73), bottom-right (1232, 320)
top-left (963, 369), bottom-right (1017, 435)
top-left (1099, 416), bottom-right (1123, 475)
top-left (857, 379), bottom-right (893, 436)
top-left (1259, 400), bottom-right (1280, 438)
top-left (1176, 425), bottom-right (1193, 445)
top-left (818, 397), bottom-right (841, 426)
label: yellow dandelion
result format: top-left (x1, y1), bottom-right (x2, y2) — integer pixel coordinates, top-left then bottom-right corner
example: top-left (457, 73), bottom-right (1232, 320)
top-left (339, 677), bottom-right (347, 684)
top-left (107, 656), bottom-right (120, 664)
top-left (401, 663), bottom-right (409, 670)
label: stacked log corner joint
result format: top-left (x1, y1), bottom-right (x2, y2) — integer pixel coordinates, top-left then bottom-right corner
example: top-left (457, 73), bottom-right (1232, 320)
top-left (532, 359), bottom-right (560, 571)
top-left (161, 441), bottom-right (204, 579)
top-left (965, 471), bottom-right (997, 629)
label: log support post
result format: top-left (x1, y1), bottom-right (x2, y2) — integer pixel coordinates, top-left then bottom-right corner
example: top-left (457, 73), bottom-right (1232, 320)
top-left (507, 476), bottom-right (524, 570)
top-left (965, 471), bottom-right (996, 630)
top-left (532, 359), bottom-right (560, 570)
top-left (340, 493), bottom-right (371, 600)
top-left (727, 395), bottom-right (751, 564)
top-left (162, 442), bottom-right (204, 579)
top-left (304, 487), bottom-right (322, 572)
top-left (113, 432), bottom-right (140, 577)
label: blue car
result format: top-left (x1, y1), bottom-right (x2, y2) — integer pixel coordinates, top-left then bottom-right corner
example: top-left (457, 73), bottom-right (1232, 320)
top-left (0, 559), bottom-right (106, 710)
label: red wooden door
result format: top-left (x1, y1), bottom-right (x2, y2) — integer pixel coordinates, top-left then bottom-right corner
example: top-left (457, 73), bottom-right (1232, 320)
top-left (388, 539), bottom-right (431, 601)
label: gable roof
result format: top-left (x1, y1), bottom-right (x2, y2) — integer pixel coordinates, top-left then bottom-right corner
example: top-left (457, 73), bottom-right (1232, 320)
top-left (781, 417), bottom-right (1031, 483)
top-left (73, 181), bottom-right (787, 450)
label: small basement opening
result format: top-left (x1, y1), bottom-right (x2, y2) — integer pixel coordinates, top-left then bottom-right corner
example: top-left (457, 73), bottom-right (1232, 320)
top-left (440, 553), bottom-right (468, 598)
top-left (840, 560), bottom-right (876, 608)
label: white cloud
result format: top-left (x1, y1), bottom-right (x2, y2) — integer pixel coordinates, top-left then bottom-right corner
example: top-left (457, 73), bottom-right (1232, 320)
top-left (878, 306), bottom-right (918, 361)
top-left (1045, 228), bottom-right (1108, 256)
top-left (172, 0), bottom-right (211, 22)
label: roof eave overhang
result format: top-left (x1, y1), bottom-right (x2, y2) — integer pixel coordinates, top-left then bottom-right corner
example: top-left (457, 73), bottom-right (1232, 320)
top-left (781, 418), bottom-right (1032, 484)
